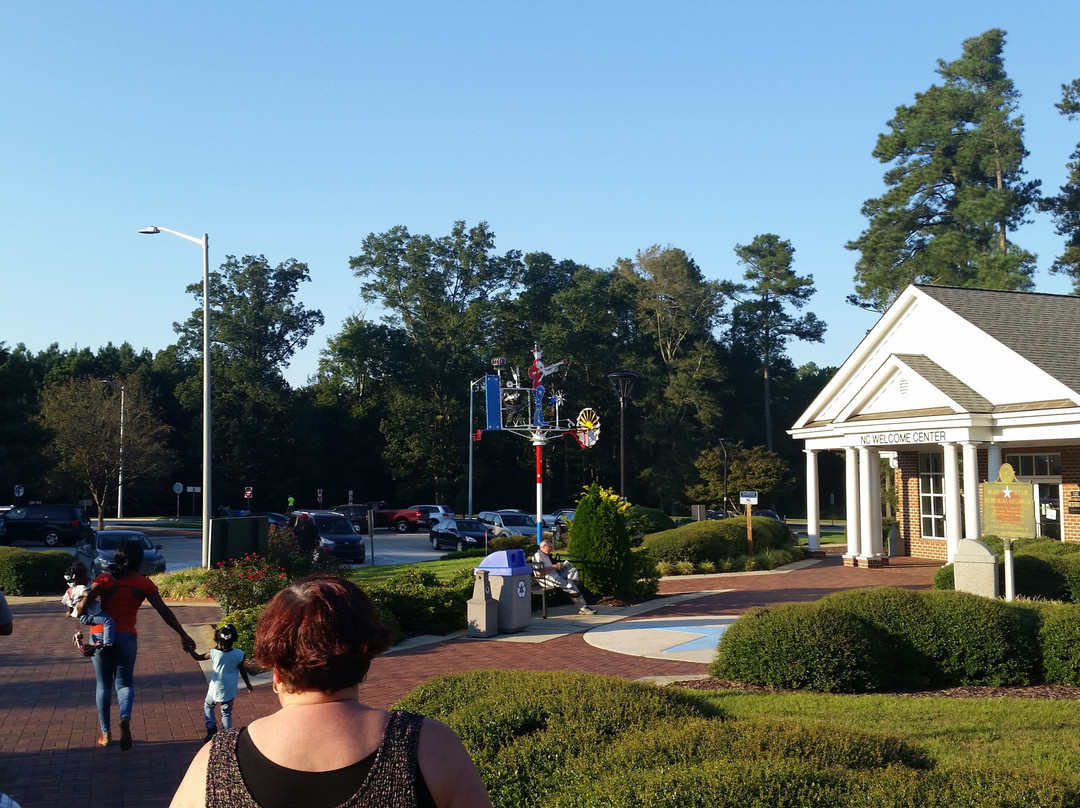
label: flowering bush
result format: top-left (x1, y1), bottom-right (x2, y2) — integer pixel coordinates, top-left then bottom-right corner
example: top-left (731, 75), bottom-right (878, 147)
top-left (204, 553), bottom-right (290, 613)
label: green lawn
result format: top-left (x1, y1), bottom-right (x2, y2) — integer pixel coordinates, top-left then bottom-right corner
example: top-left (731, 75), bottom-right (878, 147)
top-left (345, 554), bottom-right (484, 585)
top-left (697, 689), bottom-right (1080, 778)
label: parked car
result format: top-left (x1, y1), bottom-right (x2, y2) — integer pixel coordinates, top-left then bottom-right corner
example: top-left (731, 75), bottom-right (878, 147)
top-left (408, 504), bottom-right (454, 529)
top-left (429, 517), bottom-right (489, 552)
top-left (218, 508), bottom-right (289, 528)
top-left (75, 529), bottom-right (166, 577)
top-left (286, 510), bottom-right (367, 563)
top-left (477, 510), bottom-right (538, 537)
top-left (332, 503), bottom-right (376, 530)
top-left (1, 504), bottom-right (94, 547)
top-left (359, 501), bottom-right (425, 533)
top-left (753, 509), bottom-right (786, 523)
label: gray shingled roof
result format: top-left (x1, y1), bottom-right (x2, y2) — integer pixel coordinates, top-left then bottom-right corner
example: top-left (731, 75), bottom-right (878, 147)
top-left (915, 285), bottom-right (1080, 395)
top-left (892, 353), bottom-right (994, 412)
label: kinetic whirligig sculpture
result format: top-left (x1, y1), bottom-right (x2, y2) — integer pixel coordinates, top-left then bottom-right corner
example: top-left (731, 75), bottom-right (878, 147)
top-left (481, 344), bottom-right (599, 543)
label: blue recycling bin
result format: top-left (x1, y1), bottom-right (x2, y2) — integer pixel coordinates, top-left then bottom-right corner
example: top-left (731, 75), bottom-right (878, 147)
top-left (476, 549), bottom-right (533, 632)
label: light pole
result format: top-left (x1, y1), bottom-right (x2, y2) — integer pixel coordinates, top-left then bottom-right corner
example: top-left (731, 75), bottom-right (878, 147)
top-left (139, 226), bottom-right (212, 568)
top-left (718, 437), bottom-right (732, 516)
top-left (100, 379), bottom-right (125, 519)
top-left (467, 375), bottom-right (485, 518)
top-left (607, 370), bottom-right (639, 499)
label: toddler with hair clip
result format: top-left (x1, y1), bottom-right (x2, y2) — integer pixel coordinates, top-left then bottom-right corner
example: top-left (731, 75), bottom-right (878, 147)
top-left (189, 622), bottom-right (253, 742)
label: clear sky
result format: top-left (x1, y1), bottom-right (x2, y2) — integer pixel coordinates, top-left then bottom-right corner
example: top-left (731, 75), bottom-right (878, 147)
top-left (3, 1), bottom-right (1079, 387)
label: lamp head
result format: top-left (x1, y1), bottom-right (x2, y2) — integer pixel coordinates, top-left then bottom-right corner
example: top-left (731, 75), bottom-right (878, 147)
top-left (137, 226), bottom-right (161, 235)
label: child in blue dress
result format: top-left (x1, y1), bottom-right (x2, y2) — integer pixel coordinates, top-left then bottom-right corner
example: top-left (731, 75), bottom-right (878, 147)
top-left (189, 622), bottom-right (253, 741)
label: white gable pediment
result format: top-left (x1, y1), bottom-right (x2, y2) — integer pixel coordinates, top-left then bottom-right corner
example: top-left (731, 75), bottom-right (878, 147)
top-left (834, 355), bottom-right (983, 423)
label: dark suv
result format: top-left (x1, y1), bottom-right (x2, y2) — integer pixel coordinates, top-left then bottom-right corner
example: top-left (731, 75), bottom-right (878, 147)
top-left (287, 510), bottom-right (367, 563)
top-left (1, 504), bottom-right (94, 547)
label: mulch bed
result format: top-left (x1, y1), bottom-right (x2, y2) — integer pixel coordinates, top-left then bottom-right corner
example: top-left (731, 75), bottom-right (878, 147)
top-left (671, 678), bottom-right (1080, 699)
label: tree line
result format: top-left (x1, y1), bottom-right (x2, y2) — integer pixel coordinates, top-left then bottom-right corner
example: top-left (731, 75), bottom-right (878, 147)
top-left (4, 29), bottom-right (1080, 523)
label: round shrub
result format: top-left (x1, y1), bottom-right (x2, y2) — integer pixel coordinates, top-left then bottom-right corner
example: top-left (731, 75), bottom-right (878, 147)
top-left (1039, 602), bottom-right (1080, 685)
top-left (626, 505), bottom-right (676, 537)
top-left (820, 587), bottom-right (942, 689)
top-left (641, 522), bottom-right (725, 564)
top-left (921, 589), bottom-right (1037, 686)
top-left (932, 563), bottom-right (954, 590)
top-left (711, 602), bottom-right (886, 693)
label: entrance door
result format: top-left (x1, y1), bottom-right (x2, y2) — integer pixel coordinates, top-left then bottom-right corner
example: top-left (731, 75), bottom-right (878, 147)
top-left (1035, 482), bottom-right (1062, 541)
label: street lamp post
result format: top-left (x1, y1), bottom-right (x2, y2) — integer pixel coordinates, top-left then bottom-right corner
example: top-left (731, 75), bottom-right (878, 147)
top-left (100, 380), bottom-right (125, 519)
top-left (718, 437), bottom-right (732, 516)
top-left (139, 226), bottom-right (212, 568)
top-left (467, 375), bottom-right (485, 517)
top-left (607, 370), bottom-right (639, 499)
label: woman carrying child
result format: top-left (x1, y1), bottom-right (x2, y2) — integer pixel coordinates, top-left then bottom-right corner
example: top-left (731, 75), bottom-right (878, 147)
top-left (189, 622), bottom-right (253, 742)
top-left (77, 539), bottom-right (196, 749)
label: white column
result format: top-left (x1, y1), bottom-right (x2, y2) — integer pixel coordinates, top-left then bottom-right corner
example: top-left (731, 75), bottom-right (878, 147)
top-left (869, 449), bottom-right (884, 556)
top-left (845, 447), bottom-right (860, 560)
top-left (987, 443), bottom-right (1002, 483)
top-left (805, 449), bottom-right (821, 552)
top-left (962, 441), bottom-right (981, 541)
top-left (858, 446), bottom-right (880, 559)
top-left (943, 442), bottom-right (962, 562)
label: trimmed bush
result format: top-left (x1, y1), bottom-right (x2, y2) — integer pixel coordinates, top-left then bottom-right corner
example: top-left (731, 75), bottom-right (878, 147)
top-left (365, 566), bottom-right (473, 638)
top-left (390, 670), bottom-right (1080, 808)
top-left (711, 603), bottom-right (887, 692)
top-left (0, 546), bottom-right (72, 595)
top-left (1039, 602), bottom-right (1080, 685)
top-left (568, 483), bottom-right (636, 596)
top-left (626, 505), bottom-right (676, 537)
top-left (641, 522), bottom-right (726, 564)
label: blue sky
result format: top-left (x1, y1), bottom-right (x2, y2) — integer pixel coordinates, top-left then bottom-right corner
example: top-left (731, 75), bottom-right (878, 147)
top-left (3, 1), bottom-right (1079, 387)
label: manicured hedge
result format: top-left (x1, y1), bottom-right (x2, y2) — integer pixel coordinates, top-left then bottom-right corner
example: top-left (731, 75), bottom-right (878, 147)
top-left (712, 588), bottom-right (1043, 692)
top-left (394, 669), bottom-right (1074, 808)
top-left (642, 517), bottom-right (794, 565)
top-left (0, 546), bottom-right (72, 595)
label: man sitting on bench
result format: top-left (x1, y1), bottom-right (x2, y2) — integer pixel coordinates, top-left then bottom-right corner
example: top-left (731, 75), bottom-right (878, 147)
top-left (532, 539), bottom-right (595, 615)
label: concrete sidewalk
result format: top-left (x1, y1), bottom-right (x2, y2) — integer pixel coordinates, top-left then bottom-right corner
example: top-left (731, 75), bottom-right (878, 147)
top-left (0, 554), bottom-right (939, 808)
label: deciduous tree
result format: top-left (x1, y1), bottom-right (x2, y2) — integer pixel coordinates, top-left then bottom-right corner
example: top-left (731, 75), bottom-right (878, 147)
top-left (37, 375), bottom-right (176, 528)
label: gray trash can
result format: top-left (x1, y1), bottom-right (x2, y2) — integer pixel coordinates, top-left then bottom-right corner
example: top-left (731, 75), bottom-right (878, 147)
top-left (475, 548), bottom-right (533, 633)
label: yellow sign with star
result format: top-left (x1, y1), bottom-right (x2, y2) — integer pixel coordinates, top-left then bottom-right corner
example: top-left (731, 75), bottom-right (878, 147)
top-left (980, 475), bottom-right (1036, 538)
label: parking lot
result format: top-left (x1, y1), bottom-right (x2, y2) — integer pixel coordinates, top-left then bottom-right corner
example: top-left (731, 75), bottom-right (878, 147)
top-left (5, 521), bottom-right (447, 571)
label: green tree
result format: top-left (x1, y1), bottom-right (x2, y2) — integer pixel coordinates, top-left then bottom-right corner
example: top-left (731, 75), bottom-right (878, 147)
top-left (37, 375), bottom-right (176, 528)
top-left (689, 442), bottom-right (793, 510)
top-left (617, 246), bottom-right (726, 508)
top-left (726, 234), bottom-right (825, 451)
top-left (1044, 78), bottom-right (1080, 291)
top-left (173, 254), bottom-right (322, 508)
top-left (847, 29), bottom-right (1041, 311)
top-left (0, 344), bottom-right (50, 500)
top-left (347, 222), bottom-right (525, 500)
top-left (568, 483), bottom-right (634, 596)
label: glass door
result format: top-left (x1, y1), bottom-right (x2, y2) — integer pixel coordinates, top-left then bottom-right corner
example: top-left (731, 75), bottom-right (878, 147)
top-left (1035, 482), bottom-right (1062, 541)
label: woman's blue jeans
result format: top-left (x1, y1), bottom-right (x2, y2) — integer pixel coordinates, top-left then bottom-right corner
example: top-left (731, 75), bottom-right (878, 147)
top-left (91, 632), bottom-right (137, 735)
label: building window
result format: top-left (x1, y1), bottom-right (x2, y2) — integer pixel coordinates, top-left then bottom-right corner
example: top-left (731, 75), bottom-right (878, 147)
top-left (919, 452), bottom-right (945, 539)
top-left (1005, 453), bottom-right (1062, 478)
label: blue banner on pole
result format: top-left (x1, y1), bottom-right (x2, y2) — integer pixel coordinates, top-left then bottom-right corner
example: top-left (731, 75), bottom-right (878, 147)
top-left (484, 374), bottom-right (503, 430)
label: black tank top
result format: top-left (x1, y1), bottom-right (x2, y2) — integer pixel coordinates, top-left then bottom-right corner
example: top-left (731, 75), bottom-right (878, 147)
top-left (205, 710), bottom-right (435, 808)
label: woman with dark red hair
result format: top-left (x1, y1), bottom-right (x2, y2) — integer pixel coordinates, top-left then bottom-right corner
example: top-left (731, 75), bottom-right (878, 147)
top-left (169, 573), bottom-right (491, 808)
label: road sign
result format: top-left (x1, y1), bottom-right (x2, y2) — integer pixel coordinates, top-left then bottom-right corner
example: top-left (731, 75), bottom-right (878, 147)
top-left (245, 486), bottom-right (253, 499)
top-left (317, 488), bottom-right (324, 504)
top-left (173, 482), bottom-right (184, 495)
top-left (739, 491), bottom-right (758, 505)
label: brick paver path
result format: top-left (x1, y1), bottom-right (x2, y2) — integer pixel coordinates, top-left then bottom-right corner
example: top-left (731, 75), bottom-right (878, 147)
top-left (0, 555), bottom-right (939, 807)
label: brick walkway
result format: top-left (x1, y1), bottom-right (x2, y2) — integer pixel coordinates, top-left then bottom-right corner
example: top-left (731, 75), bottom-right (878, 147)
top-left (0, 555), bottom-right (939, 808)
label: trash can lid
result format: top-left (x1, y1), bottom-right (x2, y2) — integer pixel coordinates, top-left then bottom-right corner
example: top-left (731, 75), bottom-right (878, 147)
top-left (475, 548), bottom-right (530, 576)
